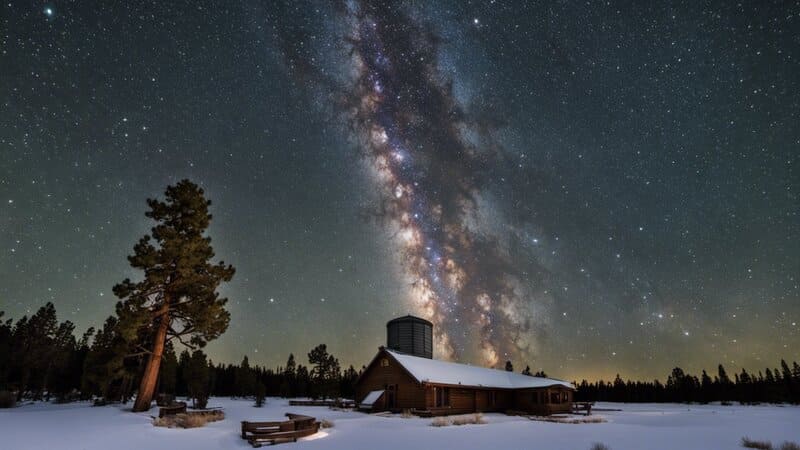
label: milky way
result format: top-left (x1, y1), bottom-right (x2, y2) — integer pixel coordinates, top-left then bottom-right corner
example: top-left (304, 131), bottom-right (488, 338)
top-left (337, 1), bottom-right (545, 365)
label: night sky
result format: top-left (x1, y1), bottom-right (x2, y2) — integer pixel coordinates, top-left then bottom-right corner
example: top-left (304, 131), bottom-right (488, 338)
top-left (1, 1), bottom-right (798, 381)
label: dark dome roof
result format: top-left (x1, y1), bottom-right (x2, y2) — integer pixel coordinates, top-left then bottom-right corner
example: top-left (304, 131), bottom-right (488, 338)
top-left (386, 314), bottom-right (433, 327)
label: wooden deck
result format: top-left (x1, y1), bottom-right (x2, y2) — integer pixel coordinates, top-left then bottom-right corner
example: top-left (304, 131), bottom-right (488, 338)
top-left (241, 413), bottom-right (320, 447)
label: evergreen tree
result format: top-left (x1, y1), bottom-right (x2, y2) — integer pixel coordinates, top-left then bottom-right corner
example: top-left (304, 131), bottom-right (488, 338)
top-left (12, 303), bottom-right (58, 400)
top-left (184, 350), bottom-right (210, 409)
top-left (718, 364), bottom-right (732, 401)
top-left (254, 382), bottom-right (266, 407)
top-left (340, 365), bottom-right (359, 399)
top-left (158, 343), bottom-right (178, 395)
top-left (700, 370), bottom-right (713, 403)
top-left (521, 365), bottom-right (532, 376)
top-left (504, 360), bottom-right (513, 372)
top-left (280, 354), bottom-right (297, 397)
top-left (781, 359), bottom-right (796, 403)
top-left (176, 350), bottom-right (191, 396)
top-left (308, 344), bottom-right (340, 399)
top-left (296, 365), bottom-right (310, 397)
top-left (234, 356), bottom-right (257, 398)
top-left (113, 180), bottom-right (235, 411)
top-left (0, 312), bottom-right (12, 389)
top-left (81, 316), bottom-right (128, 401)
top-left (46, 320), bottom-right (79, 401)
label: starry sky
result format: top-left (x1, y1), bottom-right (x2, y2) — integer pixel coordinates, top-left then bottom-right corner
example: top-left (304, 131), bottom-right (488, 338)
top-left (1, 1), bottom-right (798, 381)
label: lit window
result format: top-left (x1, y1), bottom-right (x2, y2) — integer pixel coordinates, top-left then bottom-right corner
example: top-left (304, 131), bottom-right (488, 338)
top-left (381, 358), bottom-right (389, 367)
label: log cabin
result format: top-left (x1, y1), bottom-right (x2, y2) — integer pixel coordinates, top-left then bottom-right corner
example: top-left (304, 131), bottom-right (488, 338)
top-left (355, 316), bottom-right (574, 416)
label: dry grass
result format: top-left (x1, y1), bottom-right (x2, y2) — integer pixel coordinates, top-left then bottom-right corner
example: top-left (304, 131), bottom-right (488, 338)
top-left (400, 409), bottom-right (414, 418)
top-left (740, 438), bottom-right (800, 450)
top-left (430, 417), bottom-right (450, 427)
top-left (452, 413), bottom-right (486, 425)
top-left (742, 437), bottom-right (774, 450)
top-left (430, 414), bottom-right (486, 427)
top-left (152, 410), bottom-right (225, 429)
top-left (529, 415), bottom-right (607, 424)
top-left (320, 419), bottom-right (334, 429)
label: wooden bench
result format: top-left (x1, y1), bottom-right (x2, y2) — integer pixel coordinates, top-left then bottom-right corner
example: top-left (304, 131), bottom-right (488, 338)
top-left (572, 401), bottom-right (595, 415)
top-left (158, 401), bottom-right (187, 418)
top-left (241, 413), bottom-right (320, 447)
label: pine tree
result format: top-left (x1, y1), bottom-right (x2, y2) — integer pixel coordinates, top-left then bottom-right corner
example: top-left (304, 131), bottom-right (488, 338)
top-left (521, 365), bottom-right (532, 376)
top-left (176, 350), bottom-right (191, 396)
top-left (308, 344), bottom-right (341, 399)
top-left (718, 364), bottom-right (732, 401)
top-left (0, 312), bottom-right (12, 390)
top-left (340, 365), bottom-right (359, 399)
top-left (81, 316), bottom-right (128, 401)
top-left (781, 359), bottom-right (796, 403)
top-left (12, 303), bottom-right (58, 400)
top-left (158, 343), bottom-right (178, 395)
top-left (296, 365), bottom-right (310, 397)
top-left (280, 354), bottom-right (296, 397)
top-left (700, 370), bottom-right (712, 403)
top-left (113, 180), bottom-right (235, 412)
top-left (326, 355), bottom-right (342, 398)
top-left (235, 356), bottom-right (257, 398)
top-left (504, 360), bottom-right (513, 372)
top-left (184, 350), bottom-right (210, 409)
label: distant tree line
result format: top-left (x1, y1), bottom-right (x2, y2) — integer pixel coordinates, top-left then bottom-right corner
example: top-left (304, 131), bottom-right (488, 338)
top-left (573, 364), bottom-right (800, 404)
top-left (0, 303), bottom-right (360, 407)
top-left (3, 303), bottom-right (799, 408)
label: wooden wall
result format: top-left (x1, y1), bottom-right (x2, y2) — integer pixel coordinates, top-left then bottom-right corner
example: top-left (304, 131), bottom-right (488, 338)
top-left (355, 350), bottom-right (427, 411)
top-left (356, 349), bottom-right (575, 415)
top-left (513, 386), bottom-right (574, 415)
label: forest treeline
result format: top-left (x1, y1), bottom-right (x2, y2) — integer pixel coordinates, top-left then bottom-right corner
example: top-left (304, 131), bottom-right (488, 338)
top-left (0, 303), bottom-right (357, 407)
top-left (1, 303), bottom-right (799, 407)
top-left (573, 363), bottom-right (800, 404)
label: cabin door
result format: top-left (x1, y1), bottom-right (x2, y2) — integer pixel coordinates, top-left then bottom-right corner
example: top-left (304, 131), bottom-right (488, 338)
top-left (386, 384), bottom-right (397, 409)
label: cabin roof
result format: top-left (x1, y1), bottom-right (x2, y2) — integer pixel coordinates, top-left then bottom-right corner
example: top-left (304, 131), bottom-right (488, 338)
top-left (385, 348), bottom-right (574, 390)
top-left (360, 390), bottom-right (384, 406)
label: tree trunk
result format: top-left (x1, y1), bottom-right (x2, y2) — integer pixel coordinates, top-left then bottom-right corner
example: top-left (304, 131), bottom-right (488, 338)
top-left (132, 304), bottom-right (170, 412)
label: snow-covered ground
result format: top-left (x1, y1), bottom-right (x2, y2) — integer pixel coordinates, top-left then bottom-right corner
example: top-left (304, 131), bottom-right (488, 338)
top-left (2, 398), bottom-right (799, 450)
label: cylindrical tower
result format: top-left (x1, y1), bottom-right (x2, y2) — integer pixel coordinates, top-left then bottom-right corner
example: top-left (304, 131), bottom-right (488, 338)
top-left (386, 315), bottom-right (433, 359)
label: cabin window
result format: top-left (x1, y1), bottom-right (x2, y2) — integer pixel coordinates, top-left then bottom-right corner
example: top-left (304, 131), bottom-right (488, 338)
top-left (434, 387), bottom-right (450, 407)
top-left (380, 358), bottom-right (389, 367)
top-left (550, 391), bottom-right (560, 404)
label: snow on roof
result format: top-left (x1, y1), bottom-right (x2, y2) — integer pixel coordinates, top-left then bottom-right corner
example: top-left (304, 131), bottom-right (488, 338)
top-left (385, 349), bottom-right (574, 390)
top-left (360, 390), bottom-right (384, 406)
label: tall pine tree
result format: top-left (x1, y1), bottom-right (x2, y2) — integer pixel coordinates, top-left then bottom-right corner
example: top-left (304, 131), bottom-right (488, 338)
top-left (114, 180), bottom-right (235, 411)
